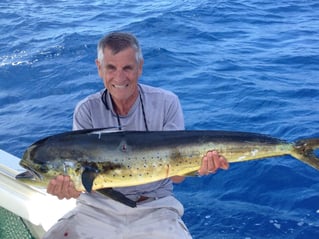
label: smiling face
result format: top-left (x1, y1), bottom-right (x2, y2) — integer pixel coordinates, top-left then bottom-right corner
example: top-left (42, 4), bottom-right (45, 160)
top-left (96, 46), bottom-right (144, 113)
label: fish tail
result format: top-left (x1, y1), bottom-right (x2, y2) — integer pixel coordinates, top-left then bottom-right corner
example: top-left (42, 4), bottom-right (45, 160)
top-left (292, 138), bottom-right (319, 170)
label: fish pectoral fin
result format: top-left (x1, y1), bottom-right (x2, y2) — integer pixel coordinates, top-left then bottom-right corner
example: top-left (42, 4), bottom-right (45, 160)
top-left (81, 167), bottom-right (98, 192)
top-left (97, 188), bottom-right (137, 208)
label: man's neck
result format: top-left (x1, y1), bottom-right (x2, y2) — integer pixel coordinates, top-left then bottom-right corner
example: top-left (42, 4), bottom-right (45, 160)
top-left (112, 90), bottom-right (139, 116)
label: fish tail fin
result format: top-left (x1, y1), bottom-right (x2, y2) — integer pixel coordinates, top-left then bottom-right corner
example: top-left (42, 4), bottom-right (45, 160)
top-left (292, 138), bottom-right (319, 170)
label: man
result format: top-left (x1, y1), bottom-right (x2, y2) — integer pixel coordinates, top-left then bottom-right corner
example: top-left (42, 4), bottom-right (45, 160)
top-left (44, 32), bottom-right (229, 239)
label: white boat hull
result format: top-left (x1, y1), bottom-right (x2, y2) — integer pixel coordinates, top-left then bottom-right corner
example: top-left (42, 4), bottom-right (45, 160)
top-left (0, 149), bottom-right (76, 238)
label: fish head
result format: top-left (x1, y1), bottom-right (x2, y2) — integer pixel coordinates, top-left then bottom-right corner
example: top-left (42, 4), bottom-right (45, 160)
top-left (16, 140), bottom-right (68, 187)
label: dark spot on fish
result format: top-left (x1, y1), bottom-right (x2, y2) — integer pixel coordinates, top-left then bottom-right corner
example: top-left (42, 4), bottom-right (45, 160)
top-left (75, 164), bottom-right (82, 173)
top-left (100, 162), bottom-right (123, 172)
top-left (170, 150), bottom-right (183, 167)
top-left (121, 144), bottom-right (127, 152)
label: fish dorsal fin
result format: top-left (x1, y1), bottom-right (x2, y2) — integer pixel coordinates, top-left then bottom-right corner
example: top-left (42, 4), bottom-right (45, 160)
top-left (81, 166), bottom-right (98, 192)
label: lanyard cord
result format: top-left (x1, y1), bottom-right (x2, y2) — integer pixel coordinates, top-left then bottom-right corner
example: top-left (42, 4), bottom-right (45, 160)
top-left (115, 110), bottom-right (122, 130)
top-left (139, 92), bottom-right (149, 131)
top-left (101, 86), bottom-right (149, 131)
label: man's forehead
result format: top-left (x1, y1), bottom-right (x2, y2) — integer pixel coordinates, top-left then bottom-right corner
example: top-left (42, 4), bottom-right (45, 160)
top-left (103, 46), bottom-right (135, 56)
top-left (102, 47), bottom-right (137, 64)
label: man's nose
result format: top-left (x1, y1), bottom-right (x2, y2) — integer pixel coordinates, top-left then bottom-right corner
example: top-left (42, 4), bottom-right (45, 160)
top-left (115, 70), bottom-right (126, 81)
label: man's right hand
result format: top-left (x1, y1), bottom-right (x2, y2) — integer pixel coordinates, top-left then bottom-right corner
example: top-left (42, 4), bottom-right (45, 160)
top-left (47, 175), bottom-right (81, 199)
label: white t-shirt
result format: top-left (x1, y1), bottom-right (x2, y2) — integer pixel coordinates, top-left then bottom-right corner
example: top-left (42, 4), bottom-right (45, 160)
top-left (73, 83), bottom-right (185, 200)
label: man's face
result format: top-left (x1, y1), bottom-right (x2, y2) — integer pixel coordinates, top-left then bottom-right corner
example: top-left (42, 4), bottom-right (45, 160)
top-left (96, 47), bottom-right (143, 103)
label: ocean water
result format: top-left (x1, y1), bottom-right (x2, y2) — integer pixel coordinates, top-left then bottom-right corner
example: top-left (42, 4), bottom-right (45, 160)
top-left (1, 0), bottom-right (319, 238)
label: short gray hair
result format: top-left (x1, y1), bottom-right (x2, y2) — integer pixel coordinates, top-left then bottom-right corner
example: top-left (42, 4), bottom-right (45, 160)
top-left (97, 32), bottom-right (143, 63)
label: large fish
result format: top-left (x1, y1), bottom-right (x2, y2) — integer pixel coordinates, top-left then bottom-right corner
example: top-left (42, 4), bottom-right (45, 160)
top-left (16, 129), bottom-right (319, 193)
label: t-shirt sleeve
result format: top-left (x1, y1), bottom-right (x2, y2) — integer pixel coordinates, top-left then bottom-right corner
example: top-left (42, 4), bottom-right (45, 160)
top-left (163, 93), bottom-right (185, 131)
top-left (72, 101), bottom-right (93, 130)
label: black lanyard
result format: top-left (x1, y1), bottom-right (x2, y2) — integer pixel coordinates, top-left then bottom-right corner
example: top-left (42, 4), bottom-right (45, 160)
top-left (101, 86), bottom-right (149, 131)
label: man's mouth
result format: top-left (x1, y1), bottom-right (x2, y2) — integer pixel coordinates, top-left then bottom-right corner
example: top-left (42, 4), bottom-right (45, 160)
top-left (112, 84), bottom-right (129, 89)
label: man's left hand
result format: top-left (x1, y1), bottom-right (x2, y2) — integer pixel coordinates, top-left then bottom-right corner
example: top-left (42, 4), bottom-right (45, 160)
top-left (198, 150), bottom-right (229, 175)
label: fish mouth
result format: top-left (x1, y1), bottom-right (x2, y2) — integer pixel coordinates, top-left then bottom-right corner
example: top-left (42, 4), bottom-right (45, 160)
top-left (16, 166), bottom-right (43, 181)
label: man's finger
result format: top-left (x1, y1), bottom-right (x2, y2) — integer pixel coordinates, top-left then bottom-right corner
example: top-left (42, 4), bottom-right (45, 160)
top-left (198, 155), bottom-right (208, 175)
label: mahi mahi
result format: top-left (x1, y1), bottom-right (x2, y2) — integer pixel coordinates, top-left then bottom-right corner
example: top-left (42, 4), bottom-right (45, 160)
top-left (16, 129), bottom-right (319, 192)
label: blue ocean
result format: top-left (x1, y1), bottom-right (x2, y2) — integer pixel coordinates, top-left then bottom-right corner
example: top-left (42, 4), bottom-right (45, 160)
top-left (1, 0), bottom-right (319, 238)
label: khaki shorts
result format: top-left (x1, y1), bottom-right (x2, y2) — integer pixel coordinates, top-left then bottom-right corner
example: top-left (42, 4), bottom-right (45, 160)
top-left (43, 194), bottom-right (192, 239)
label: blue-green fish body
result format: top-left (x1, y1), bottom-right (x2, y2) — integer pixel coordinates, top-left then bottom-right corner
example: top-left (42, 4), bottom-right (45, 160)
top-left (16, 129), bottom-right (319, 192)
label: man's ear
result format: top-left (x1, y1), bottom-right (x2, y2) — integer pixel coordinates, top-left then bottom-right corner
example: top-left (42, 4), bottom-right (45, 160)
top-left (96, 59), bottom-right (103, 78)
top-left (138, 59), bottom-right (144, 77)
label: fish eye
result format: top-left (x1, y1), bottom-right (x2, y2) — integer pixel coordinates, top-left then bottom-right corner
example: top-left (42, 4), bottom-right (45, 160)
top-left (39, 165), bottom-right (48, 173)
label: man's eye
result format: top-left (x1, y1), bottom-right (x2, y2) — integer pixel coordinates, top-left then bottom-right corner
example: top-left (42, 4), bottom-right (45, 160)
top-left (124, 66), bottom-right (133, 71)
top-left (105, 65), bottom-right (116, 71)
